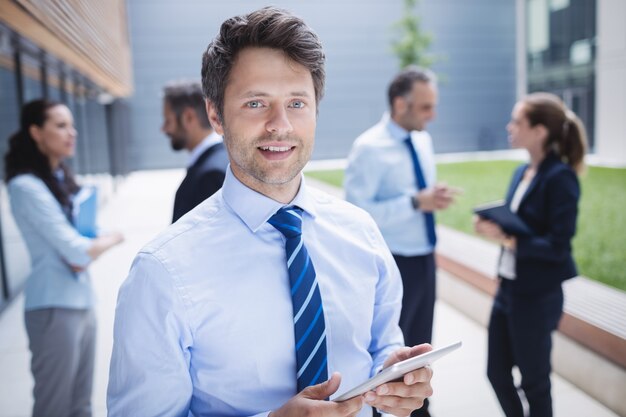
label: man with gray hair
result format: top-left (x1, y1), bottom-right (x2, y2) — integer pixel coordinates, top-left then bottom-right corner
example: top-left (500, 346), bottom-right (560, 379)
top-left (345, 66), bottom-right (459, 417)
top-left (162, 80), bottom-right (228, 222)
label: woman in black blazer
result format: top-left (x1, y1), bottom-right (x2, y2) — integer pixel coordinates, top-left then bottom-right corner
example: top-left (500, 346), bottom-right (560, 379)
top-left (474, 93), bottom-right (587, 417)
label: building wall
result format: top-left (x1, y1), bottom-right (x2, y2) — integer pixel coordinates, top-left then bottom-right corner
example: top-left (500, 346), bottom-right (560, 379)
top-left (126, 0), bottom-right (517, 170)
top-left (595, 0), bottom-right (626, 165)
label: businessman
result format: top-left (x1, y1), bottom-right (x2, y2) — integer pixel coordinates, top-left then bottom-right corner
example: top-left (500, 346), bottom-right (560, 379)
top-left (162, 80), bottom-right (228, 222)
top-left (345, 67), bottom-right (458, 416)
top-left (108, 7), bottom-right (433, 417)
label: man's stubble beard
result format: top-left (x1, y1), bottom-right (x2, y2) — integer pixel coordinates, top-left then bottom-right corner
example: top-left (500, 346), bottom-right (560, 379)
top-left (168, 123), bottom-right (189, 151)
top-left (223, 128), bottom-right (312, 186)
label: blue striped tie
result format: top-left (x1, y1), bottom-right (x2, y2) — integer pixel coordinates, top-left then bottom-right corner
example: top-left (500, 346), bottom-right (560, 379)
top-left (404, 136), bottom-right (437, 246)
top-left (268, 206), bottom-right (328, 393)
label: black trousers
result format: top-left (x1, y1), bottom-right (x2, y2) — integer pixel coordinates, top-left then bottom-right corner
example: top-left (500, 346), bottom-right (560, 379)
top-left (394, 253), bottom-right (436, 347)
top-left (393, 252), bottom-right (436, 417)
top-left (487, 280), bottom-right (563, 417)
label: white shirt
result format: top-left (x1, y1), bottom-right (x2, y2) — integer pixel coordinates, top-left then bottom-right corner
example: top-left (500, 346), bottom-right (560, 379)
top-left (107, 167), bottom-right (404, 417)
top-left (345, 114), bottom-right (437, 256)
top-left (498, 176), bottom-right (532, 280)
top-left (187, 131), bottom-right (223, 168)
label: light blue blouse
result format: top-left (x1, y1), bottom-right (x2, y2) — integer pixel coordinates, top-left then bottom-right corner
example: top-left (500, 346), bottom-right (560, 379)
top-left (8, 174), bottom-right (93, 311)
top-left (107, 168), bottom-right (404, 417)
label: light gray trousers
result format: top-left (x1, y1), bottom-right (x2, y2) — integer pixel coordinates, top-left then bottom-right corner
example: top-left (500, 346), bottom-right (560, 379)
top-left (25, 308), bottom-right (96, 417)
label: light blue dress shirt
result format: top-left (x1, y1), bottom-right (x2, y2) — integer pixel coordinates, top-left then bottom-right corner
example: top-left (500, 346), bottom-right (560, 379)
top-left (107, 167), bottom-right (404, 417)
top-left (345, 114), bottom-right (437, 256)
top-left (8, 174), bottom-right (93, 310)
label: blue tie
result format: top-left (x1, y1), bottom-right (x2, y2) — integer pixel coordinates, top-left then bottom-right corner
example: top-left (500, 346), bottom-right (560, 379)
top-left (404, 137), bottom-right (437, 246)
top-left (268, 206), bottom-right (328, 392)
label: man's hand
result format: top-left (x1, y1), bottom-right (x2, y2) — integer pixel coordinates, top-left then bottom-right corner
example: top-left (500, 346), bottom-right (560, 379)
top-left (364, 344), bottom-right (434, 416)
top-left (416, 184), bottom-right (461, 212)
top-left (270, 373), bottom-right (364, 417)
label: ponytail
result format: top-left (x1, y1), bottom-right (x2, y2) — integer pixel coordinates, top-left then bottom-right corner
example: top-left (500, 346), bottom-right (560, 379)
top-left (522, 92), bottom-right (587, 174)
top-left (560, 110), bottom-right (586, 174)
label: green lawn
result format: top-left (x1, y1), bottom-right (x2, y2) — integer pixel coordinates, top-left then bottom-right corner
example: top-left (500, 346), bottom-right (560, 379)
top-left (306, 162), bottom-right (626, 292)
top-left (305, 169), bottom-right (344, 188)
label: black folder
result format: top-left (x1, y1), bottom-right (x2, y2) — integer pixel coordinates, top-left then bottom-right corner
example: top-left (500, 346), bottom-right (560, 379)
top-left (473, 201), bottom-right (532, 236)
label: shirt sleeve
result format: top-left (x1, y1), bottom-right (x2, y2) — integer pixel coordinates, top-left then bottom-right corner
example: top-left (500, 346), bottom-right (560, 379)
top-left (107, 252), bottom-right (194, 417)
top-left (344, 143), bottom-right (417, 230)
top-left (364, 221), bottom-right (405, 374)
top-left (9, 176), bottom-right (92, 267)
top-left (516, 169), bottom-right (580, 262)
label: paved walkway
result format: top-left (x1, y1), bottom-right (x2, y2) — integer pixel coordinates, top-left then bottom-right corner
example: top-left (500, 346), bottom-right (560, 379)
top-left (0, 169), bottom-right (619, 417)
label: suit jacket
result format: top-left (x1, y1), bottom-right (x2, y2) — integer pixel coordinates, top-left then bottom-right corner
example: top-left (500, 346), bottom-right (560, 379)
top-left (172, 142), bottom-right (229, 222)
top-left (503, 151), bottom-right (580, 295)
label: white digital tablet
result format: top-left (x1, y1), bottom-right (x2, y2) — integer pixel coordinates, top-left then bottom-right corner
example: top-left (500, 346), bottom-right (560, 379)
top-left (334, 341), bottom-right (462, 402)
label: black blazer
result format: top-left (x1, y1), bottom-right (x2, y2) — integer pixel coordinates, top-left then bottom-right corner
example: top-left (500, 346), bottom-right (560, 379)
top-left (503, 151), bottom-right (580, 295)
top-left (172, 142), bottom-right (229, 222)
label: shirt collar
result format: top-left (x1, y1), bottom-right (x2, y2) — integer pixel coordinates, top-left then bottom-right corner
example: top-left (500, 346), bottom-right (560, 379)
top-left (385, 114), bottom-right (411, 142)
top-left (221, 167), bottom-right (318, 233)
top-left (188, 131), bottom-right (223, 167)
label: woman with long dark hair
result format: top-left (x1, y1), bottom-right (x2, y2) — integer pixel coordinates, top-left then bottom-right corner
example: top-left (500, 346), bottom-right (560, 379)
top-left (475, 92), bottom-right (586, 417)
top-left (5, 99), bottom-right (123, 417)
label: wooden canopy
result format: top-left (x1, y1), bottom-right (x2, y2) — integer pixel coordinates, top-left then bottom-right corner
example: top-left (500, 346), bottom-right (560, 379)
top-left (0, 0), bottom-right (133, 97)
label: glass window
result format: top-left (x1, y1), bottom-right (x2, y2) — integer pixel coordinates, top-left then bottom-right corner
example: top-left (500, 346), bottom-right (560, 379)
top-left (526, 0), bottom-right (596, 148)
top-left (0, 65), bottom-right (20, 306)
top-left (528, 0), bottom-right (549, 55)
top-left (85, 97), bottom-right (110, 174)
top-left (527, 0), bottom-right (596, 68)
top-left (0, 67), bottom-right (30, 300)
top-left (21, 51), bottom-right (43, 102)
top-left (550, 0), bottom-right (570, 11)
top-left (0, 67), bottom-right (19, 179)
top-left (48, 83), bottom-right (62, 101)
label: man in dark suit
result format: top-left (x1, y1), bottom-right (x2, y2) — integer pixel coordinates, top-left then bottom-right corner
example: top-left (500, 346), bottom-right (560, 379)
top-left (162, 81), bottom-right (229, 222)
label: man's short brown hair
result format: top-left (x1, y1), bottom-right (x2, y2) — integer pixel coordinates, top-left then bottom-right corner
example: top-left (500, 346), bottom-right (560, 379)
top-left (201, 7), bottom-right (325, 121)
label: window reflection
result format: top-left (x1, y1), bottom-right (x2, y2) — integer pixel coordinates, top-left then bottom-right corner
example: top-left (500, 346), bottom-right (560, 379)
top-left (526, 0), bottom-right (596, 149)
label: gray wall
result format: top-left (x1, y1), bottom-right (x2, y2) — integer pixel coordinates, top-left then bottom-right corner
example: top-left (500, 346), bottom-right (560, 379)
top-left (126, 0), bottom-right (517, 170)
